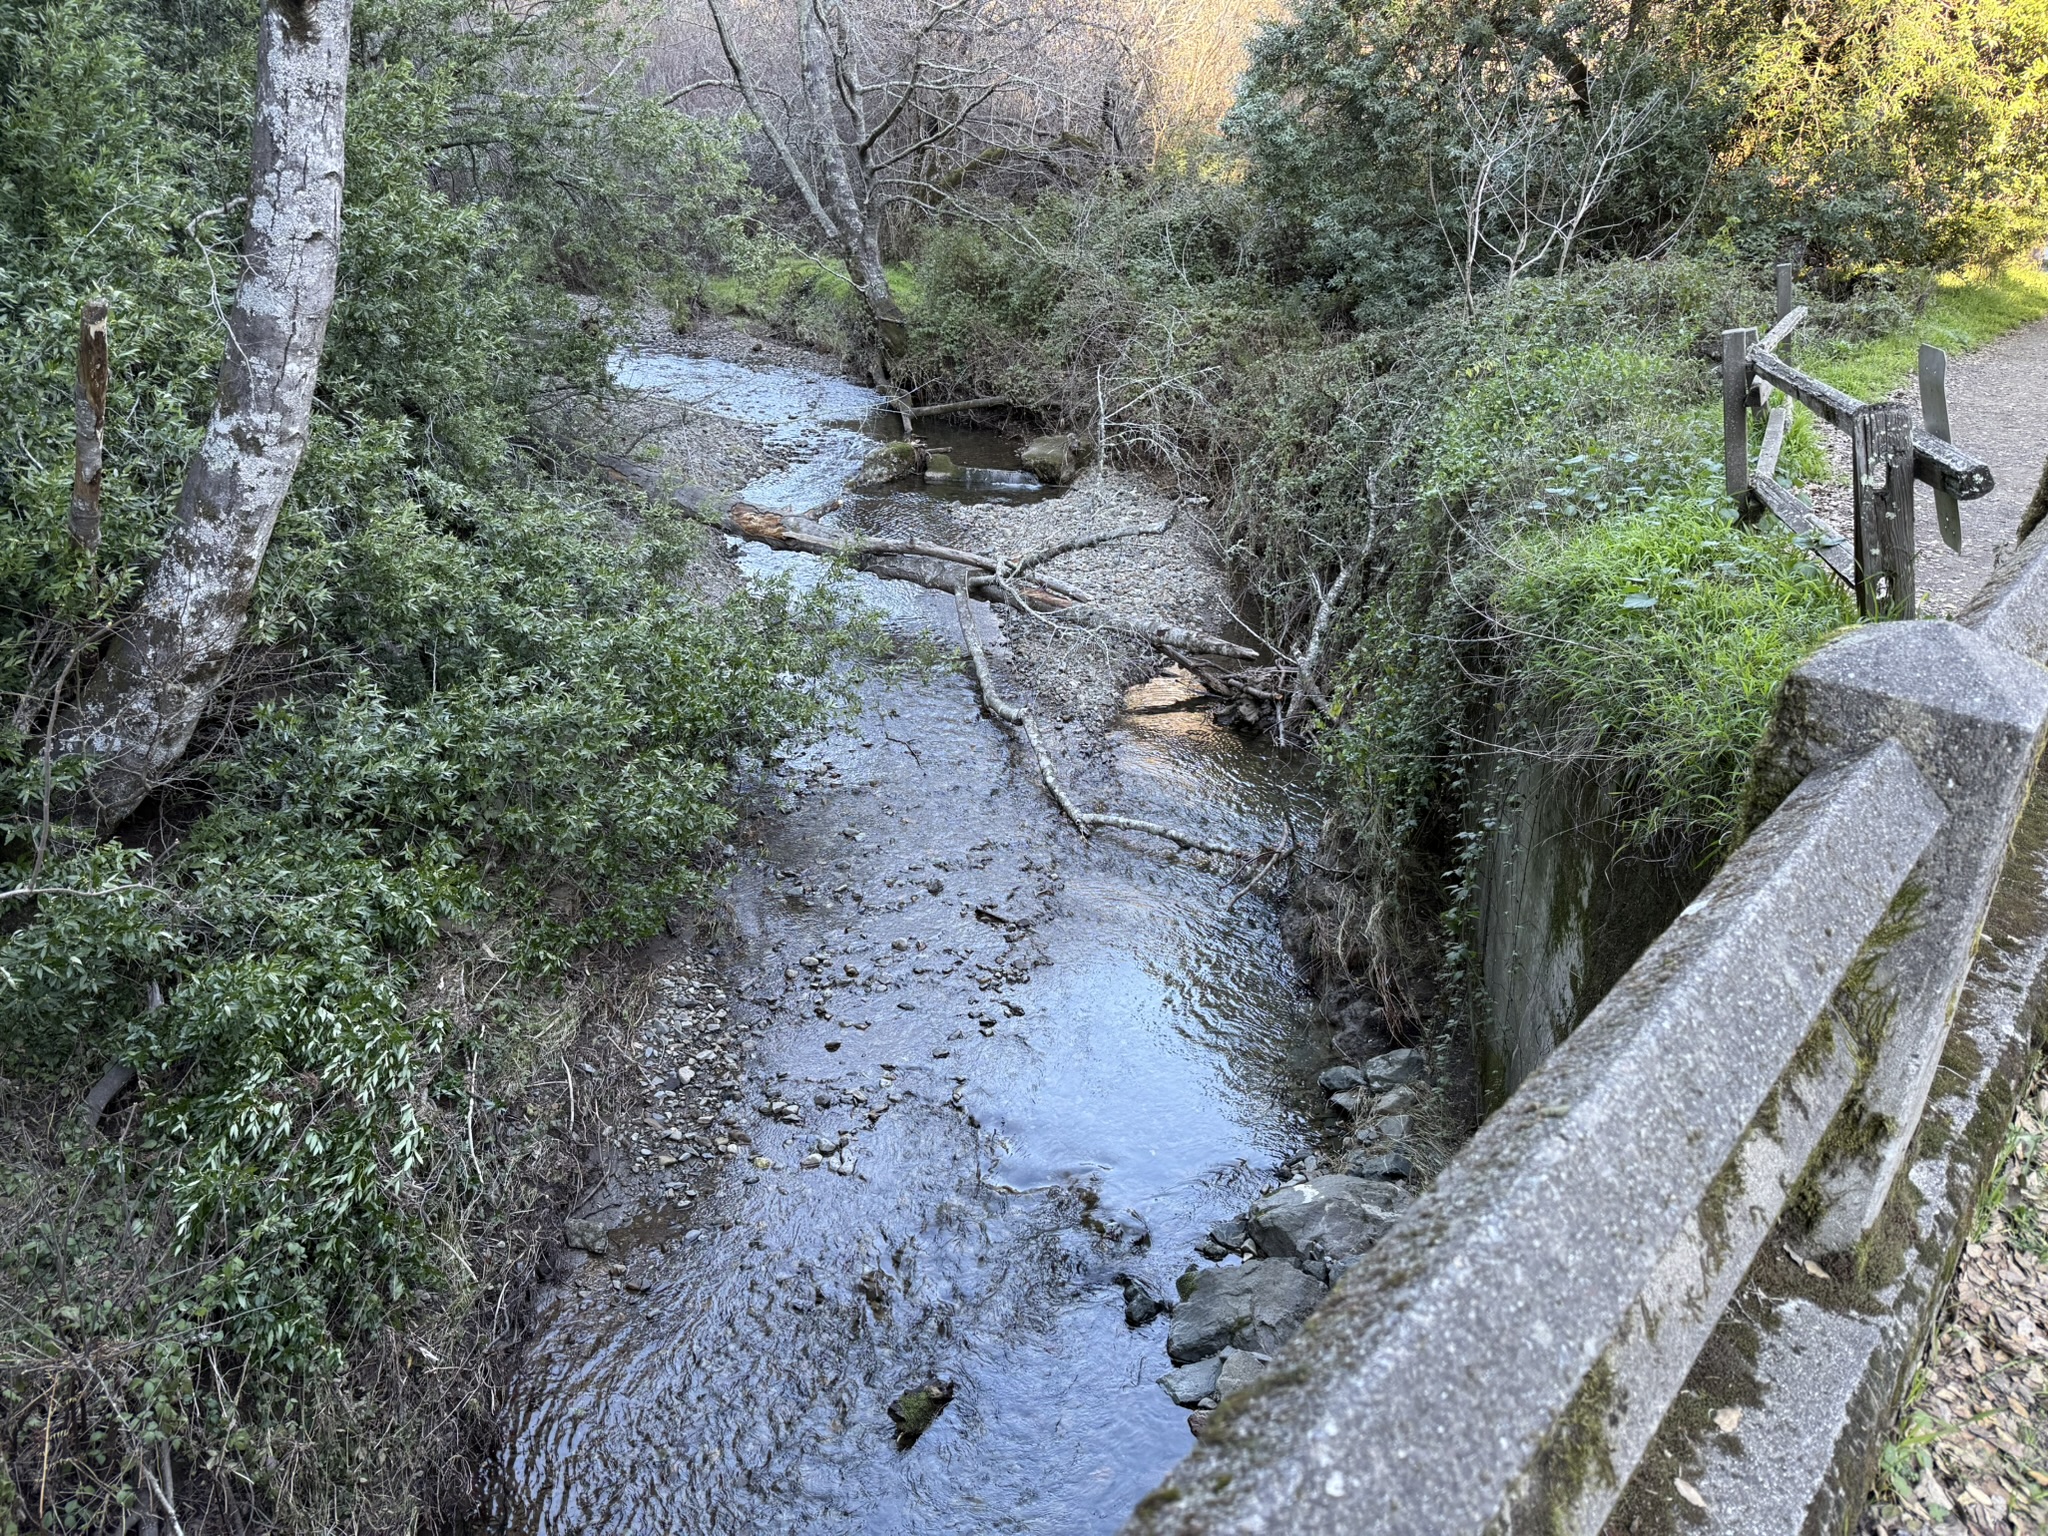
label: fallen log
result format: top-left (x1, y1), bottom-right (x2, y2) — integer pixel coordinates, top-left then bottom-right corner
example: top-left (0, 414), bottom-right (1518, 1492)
top-left (904, 395), bottom-right (1008, 420)
top-left (721, 503), bottom-right (1262, 662)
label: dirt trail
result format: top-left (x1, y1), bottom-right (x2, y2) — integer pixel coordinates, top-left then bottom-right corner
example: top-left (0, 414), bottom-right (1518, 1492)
top-left (1906, 319), bottom-right (2048, 616)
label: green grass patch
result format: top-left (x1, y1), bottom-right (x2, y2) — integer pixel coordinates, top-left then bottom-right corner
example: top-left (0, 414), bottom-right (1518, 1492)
top-left (1493, 481), bottom-right (1855, 850)
top-left (1797, 261), bottom-right (2048, 401)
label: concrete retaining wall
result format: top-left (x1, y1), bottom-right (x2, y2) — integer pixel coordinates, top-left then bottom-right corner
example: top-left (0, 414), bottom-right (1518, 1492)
top-left (1123, 530), bottom-right (2048, 1536)
top-left (1467, 724), bottom-right (1701, 1109)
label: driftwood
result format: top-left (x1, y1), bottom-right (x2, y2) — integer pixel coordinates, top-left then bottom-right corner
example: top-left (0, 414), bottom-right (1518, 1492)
top-left (949, 575), bottom-right (1249, 858)
top-left (904, 396), bottom-right (1008, 420)
top-left (722, 503), bottom-right (1262, 662)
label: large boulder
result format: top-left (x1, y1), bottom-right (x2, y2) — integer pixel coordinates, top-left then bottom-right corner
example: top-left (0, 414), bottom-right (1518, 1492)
top-left (1019, 433), bottom-right (1088, 485)
top-left (1166, 1260), bottom-right (1326, 1365)
top-left (1246, 1175), bottom-right (1400, 1265)
top-left (852, 438), bottom-right (921, 487)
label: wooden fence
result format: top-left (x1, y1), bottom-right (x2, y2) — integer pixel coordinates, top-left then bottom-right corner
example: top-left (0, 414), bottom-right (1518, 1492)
top-left (1723, 263), bottom-right (1996, 618)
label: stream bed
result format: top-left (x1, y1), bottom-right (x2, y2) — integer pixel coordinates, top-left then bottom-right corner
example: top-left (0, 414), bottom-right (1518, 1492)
top-left (490, 350), bottom-right (1333, 1535)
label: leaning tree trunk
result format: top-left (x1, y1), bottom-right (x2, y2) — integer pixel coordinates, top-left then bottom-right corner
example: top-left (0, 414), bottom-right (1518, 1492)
top-left (58, 0), bottom-right (352, 826)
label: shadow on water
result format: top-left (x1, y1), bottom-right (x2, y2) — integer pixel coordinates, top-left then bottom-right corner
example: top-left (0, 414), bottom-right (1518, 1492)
top-left (490, 350), bottom-right (1329, 1535)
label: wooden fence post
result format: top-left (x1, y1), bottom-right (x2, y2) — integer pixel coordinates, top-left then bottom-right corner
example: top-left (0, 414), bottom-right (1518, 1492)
top-left (1852, 401), bottom-right (1916, 619)
top-left (1723, 327), bottom-right (1756, 513)
top-left (1918, 343), bottom-right (1962, 554)
top-left (1776, 262), bottom-right (1794, 322)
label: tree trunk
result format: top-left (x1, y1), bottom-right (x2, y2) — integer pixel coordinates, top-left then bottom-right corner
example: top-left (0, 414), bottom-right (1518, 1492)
top-left (57, 0), bottom-right (352, 826)
top-left (796, 1), bottom-right (907, 356)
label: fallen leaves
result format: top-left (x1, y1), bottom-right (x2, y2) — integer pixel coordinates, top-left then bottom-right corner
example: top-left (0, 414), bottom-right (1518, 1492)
top-left (1863, 1074), bottom-right (2048, 1535)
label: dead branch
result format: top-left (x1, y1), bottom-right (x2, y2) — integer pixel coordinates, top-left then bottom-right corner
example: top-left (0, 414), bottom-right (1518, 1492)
top-left (721, 503), bottom-right (1261, 661)
top-left (1008, 512), bottom-right (1175, 573)
top-left (950, 575), bottom-right (1247, 857)
top-left (904, 395), bottom-right (1009, 419)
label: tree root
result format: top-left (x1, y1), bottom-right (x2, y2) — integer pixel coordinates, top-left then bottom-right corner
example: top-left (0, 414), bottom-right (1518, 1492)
top-left (950, 575), bottom-right (1250, 859)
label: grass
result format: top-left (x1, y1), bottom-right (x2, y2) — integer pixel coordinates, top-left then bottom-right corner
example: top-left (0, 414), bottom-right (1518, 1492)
top-left (1492, 473), bottom-right (1855, 852)
top-left (1799, 260), bottom-right (2048, 401)
top-left (699, 254), bottom-right (920, 320)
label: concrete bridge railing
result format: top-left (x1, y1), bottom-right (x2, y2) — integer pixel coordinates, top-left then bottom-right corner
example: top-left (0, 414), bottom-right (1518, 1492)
top-left (1124, 531), bottom-right (2048, 1534)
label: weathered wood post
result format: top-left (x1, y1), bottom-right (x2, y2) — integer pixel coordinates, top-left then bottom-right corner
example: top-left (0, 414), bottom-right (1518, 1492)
top-left (1919, 343), bottom-right (1962, 553)
top-left (1722, 327), bottom-right (1757, 513)
top-left (70, 298), bottom-right (109, 555)
top-left (1776, 261), bottom-right (1794, 321)
top-left (1852, 400), bottom-right (1916, 619)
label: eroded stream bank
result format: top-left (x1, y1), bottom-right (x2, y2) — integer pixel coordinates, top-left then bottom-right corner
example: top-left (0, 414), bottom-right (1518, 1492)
top-left (490, 343), bottom-right (1350, 1534)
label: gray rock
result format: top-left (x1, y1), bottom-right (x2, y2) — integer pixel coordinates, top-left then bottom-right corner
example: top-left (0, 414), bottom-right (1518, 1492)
top-left (1329, 1088), bottom-right (1369, 1118)
top-left (1159, 1354), bottom-right (1224, 1408)
top-left (1119, 1273), bottom-right (1170, 1326)
top-left (1209, 1215), bottom-right (1249, 1250)
top-left (852, 438), bottom-right (921, 488)
top-left (1245, 1175), bottom-right (1398, 1264)
top-left (1317, 1064), bottom-right (1365, 1095)
top-left (1166, 1260), bottom-right (1327, 1365)
top-left (1019, 433), bottom-right (1088, 485)
top-left (1371, 1086), bottom-right (1421, 1116)
top-left (1366, 1048), bottom-right (1426, 1091)
top-left (562, 1216), bottom-right (612, 1255)
top-left (1347, 1150), bottom-right (1416, 1181)
top-left (1214, 1347), bottom-right (1273, 1399)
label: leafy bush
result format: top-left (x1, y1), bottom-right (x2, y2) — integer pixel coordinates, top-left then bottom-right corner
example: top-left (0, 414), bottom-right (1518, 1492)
top-left (1228, 0), bottom-right (1718, 321)
top-left (903, 174), bottom-right (1316, 471)
top-left (1697, 0), bottom-right (2048, 274)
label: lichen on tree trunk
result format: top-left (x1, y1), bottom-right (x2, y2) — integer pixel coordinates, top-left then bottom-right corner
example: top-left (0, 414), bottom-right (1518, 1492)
top-left (57, 0), bottom-right (352, 826)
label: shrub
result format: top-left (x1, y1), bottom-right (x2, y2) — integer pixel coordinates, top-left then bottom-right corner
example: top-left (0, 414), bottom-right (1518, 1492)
top-left (0, 0), bottom-right (838, 1527)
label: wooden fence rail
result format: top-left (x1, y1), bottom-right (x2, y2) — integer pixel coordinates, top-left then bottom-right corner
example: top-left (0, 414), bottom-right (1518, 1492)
top-left (1724, 263), bottom-right (1995, 619)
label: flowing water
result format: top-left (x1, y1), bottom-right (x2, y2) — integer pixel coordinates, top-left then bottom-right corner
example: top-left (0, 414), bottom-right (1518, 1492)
top-left (491, 350), bottom-right (1331, 1536)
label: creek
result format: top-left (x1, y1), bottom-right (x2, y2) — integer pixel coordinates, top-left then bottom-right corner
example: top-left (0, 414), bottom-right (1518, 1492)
top-left (490, 348), bottom-right (1334, 1535)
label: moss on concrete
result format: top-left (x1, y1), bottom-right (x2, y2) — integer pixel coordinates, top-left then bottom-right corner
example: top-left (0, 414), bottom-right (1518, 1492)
top-left (1511, 1355), bottom-right (1620, 1535)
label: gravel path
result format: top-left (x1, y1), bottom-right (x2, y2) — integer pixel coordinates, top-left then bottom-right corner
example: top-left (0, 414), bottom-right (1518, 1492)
top-left (1913, 320), bottom-right (2048, 615)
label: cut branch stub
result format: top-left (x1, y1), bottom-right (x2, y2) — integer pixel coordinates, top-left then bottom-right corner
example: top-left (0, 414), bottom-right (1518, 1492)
top-left (70, 299), bottom-right (109, 554)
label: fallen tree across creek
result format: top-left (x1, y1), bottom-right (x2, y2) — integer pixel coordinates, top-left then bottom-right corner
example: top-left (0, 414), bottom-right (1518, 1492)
top-left (598, 457), bottom-right (1306, 866)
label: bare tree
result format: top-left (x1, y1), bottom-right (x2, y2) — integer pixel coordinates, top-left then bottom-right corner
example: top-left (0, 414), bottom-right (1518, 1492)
top-left (691, 0), bottom-right (1123, 373)
top-left (57, 0), bottom-right (353, 826)
top-left (1432, 52), bottom-right (1674, 314)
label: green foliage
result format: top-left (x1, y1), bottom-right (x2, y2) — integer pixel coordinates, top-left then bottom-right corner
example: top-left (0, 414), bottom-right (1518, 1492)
top-left (1227, 0), bottom-right (2048, 312)
top-left (903, 175), bottom-right (1316, 466)
top-left (1791, 260), bottom-right (2048, 401)
top-left (1228, 0), bottom-right (1717, 320)
top-left (1491, 484), bottom-right (1851, 850)
top-left (0, 0), bottom-right (835, 1527)
top-left (1699, 0), bottom-right (2048, 274)
top-left (1226, 260), bottom-right (1849, 972)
